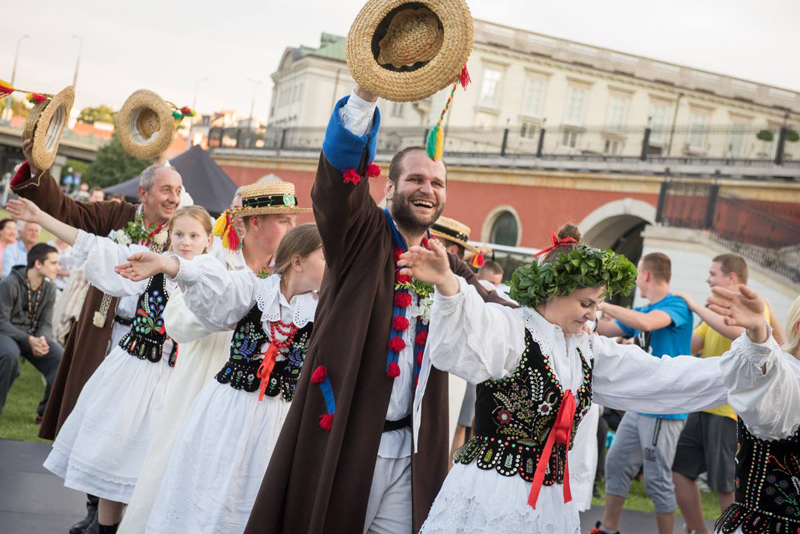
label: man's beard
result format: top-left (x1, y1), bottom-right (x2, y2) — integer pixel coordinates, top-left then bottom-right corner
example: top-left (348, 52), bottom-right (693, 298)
top-left (390, 191), bottom-right (444, 236)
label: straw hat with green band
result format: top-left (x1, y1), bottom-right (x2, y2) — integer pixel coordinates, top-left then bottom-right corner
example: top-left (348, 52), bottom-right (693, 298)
top-left (213, 182), bottom-right (311, 250)
top-left (431, 216), bottom-right (479, 255)
top-left (345, 0), bottom-right (474, 103)
top-left (116, 89), bottom-right (196, 160)
top-left (21, 86), bottom-right (75, 171)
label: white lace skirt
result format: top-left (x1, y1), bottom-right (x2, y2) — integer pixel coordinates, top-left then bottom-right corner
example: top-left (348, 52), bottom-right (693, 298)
top-left (419, 463), bottom-right (580, 534)
top-left (43, 346), bottom-right (173, 503)
top-left (145, 380), bottom-right (291, 534)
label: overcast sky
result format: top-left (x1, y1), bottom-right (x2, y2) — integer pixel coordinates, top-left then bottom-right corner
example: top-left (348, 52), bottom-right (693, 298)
top-left (3, 0), bottom-right (798, 121)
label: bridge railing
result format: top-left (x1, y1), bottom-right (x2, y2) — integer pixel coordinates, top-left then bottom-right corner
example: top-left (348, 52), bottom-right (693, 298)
top-left (209, 122), bottom-right (800, 167)
top-left (656, 179), bottom-right (800, 282)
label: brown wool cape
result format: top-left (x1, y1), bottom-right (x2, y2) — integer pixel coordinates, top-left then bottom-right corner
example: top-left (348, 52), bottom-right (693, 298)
top-left (11, 165), bottom-right (138, 440)
top-left (243, 153), bottom-right (511, 534)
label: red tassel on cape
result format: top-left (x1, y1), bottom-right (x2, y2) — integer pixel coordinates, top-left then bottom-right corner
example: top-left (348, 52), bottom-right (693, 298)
top-left (387, 361), bottom-right (401, 378)
top-left (311, 365), bottom-right (328, 384)
top-left (366, 164), bottom-right (381, 178)
top-left (319, 413), bottom-right (334, 430)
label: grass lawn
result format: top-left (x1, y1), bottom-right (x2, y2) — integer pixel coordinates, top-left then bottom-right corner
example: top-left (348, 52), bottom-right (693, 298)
top-left (593, 478), bottom-right (722, 522)
top-left (0, 207), bottom-right (57, 243)
top-left (0, 356), bottom-right (50, 443)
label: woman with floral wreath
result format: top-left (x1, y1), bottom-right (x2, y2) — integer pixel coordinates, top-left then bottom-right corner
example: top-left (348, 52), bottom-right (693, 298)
top-left (398, 223), bottom-right (740, 534)
top-left (7, 198), bottom-right (214, 534)
top-left (114, 223), bottom-right (324, 534)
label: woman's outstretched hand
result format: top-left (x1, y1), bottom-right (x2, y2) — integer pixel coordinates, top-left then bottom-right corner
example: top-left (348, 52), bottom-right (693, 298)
top-left (115, 251), bottom-right (178, 281)
top-left (707, 285), bottom-right (769, 343)
top-left (6, 198), bottom-right (42, 224)
top-left (397, 239), bottom-right (459, 297)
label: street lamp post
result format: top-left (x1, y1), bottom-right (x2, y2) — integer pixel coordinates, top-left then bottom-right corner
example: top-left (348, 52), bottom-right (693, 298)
top-left (71, 35), bottom-right (82, 89)
top-left (187, 77), bottom-right (208, 150)
top-left (5, 34), bottom-right (30, 121)
top-left (247, 78), bottom-right (262, 130)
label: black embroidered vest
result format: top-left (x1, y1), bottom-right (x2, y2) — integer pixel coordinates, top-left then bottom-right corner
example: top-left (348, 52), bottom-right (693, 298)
top-left (119, 273), bottom-right (175, 366)
top-left (715, 418), bottom-right (800, 534)
top-left (454, 329), bottom-right (593, 485)
top-left (215, 304), bottom-right (312, 401)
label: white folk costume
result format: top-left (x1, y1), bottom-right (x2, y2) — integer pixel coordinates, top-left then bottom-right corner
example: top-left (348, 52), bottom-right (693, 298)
top-left (118, 249), bottom-right (245, 534)
top-left (415, 277), bottom-right (730, 534)
top-left (43, 231), bottom-right (176, 503)
top-left (145, 255), bottom-right (316, 534)
top-left (715, 330), bottom-right (800, 534)
top-left (568, 402), bottom-right (601, 512)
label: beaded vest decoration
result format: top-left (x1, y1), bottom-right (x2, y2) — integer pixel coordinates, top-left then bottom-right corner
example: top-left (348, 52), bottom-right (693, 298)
top-left (454, 329), bottom-right (593, 485)
top-left (119, 273), bottom-right (175, 366)
top-left (716, 418), bottom-right (800, 534)
top-left (215, 304), bottom-right (312, 401)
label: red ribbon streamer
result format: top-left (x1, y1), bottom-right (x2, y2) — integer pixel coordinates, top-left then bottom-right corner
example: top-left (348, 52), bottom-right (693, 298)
top-left (257, 344), bottom-right (280, 402)
top-left (533, 231), bottom-right (577, 258)
top-left (528, 389), bottom-right (577, 509)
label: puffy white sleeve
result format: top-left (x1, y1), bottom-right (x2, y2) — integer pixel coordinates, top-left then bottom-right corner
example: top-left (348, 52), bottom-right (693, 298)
top-left (162, 287), bottom-right (215, 344)
top-left (719, 331), bottom-right (800, 441)
top-left (591, 334), bottom-right (729, 414)
top-left (427, 276), bottom-right (526, 383)
top-left (74, 230), bottom-right (150, 297)
top-left (172, 254), bottom-right (258, 331)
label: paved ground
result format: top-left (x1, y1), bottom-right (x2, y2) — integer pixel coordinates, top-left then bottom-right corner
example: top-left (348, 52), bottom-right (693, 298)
top-left (1, 438), bottom-right (716, 534)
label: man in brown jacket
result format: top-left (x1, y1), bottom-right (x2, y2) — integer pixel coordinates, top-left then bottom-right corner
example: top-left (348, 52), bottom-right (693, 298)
top-left (244, 86), bottom-right (512, 534)
top-left (12, 139), bottom-right (182, 534)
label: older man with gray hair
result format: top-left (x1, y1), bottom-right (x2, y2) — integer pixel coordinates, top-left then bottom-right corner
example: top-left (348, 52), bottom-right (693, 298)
top-left (10, 139), bottom-right (183, 534)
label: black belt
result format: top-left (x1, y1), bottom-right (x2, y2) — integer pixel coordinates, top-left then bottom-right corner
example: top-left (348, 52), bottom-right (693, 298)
top-left (383, 414), bottom-right (412, 433)
top-left (114, 316), bottom-right (133, 327)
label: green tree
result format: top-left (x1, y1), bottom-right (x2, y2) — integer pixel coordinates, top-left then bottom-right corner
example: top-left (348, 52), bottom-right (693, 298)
top-left (77, 105), bottom-right (116, 125)
top-left (82, 134), bottom-right (149, 188)
top-left (6, 97), bottom-right (30, 119)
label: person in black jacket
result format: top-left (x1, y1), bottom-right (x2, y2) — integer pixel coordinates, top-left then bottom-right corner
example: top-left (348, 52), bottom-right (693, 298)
top-left (0, 242), bottom-right (64, 421)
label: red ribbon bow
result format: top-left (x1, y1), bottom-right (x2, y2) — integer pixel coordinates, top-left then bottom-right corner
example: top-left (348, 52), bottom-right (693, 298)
top-left (528, 389), bottom-right (577, 509)
top-left (533, 231), bottom-right (577, 258)
top-left (257, 343), bottom-right (280, 402)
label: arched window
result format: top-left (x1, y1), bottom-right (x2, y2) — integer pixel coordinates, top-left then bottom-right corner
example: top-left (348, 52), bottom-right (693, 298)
top-left (489, 211), bottom-right (519, 246)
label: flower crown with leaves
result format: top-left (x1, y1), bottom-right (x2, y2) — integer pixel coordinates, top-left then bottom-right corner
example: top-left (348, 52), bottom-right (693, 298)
top-left (508, 244), bottom-right (637, 308)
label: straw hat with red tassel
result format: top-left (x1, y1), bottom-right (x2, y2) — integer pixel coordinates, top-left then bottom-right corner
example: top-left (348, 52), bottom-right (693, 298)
top-left (431, 215), bottom-right (484, 267)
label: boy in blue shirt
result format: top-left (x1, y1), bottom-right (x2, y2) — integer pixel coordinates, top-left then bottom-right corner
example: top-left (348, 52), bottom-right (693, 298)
top-left (591, 252), bottom-right (693, 534)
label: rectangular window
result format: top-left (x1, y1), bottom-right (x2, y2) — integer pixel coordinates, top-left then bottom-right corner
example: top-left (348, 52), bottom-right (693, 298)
top-left (728, 123), bottom-right (745, 157)
top-left (391, 102), bottom-right (405, 118)
top-left (522, 76), bottom-right (546, 117)
top-left (564, 86), bottom-right (588, 126)
top-left (480, 68), bottom-right (503, 107)
top-left (520, 122), bottom-right (537, 139)
top-left (689, 112), bottom-right (710, 151)
top-left (562, 129), bottom-right (580, 148)
top-left (649, 102), bottom-right (671, 142)
top-left (605, 94), bottom-right (629, 132)
top-left (604, 139), bottom-right (623, 155)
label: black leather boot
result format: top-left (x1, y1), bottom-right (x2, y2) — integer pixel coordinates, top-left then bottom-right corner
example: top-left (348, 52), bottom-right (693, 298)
top-left (69, 494), bottom-right (98, 534)
top-left (97, 523), bottom-right (118, 534)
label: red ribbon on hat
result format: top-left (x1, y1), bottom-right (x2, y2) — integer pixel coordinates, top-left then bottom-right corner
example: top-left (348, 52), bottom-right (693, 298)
top-left (528, 389), bottom-right (577, 509)
top-left (533, 231), bottom-right (577, 258)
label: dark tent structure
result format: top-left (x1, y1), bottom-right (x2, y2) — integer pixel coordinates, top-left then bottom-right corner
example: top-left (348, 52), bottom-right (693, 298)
top-left (104, 146), bottom-right (237, 216)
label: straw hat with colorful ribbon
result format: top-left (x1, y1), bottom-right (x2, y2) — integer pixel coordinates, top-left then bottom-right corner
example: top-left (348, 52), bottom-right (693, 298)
top-left (431, 215), bottom-right (484, 267)
top-left (116, 89), bottom-right (195, 160)
top-left (213, 182), bottom-right (311, 250)
top-left (0, 81), bottom-right (75, 171)
top-left (345, 0), bottom-right (473, 103)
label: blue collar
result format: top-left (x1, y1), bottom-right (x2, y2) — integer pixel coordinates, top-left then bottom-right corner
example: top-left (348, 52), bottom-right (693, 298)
top-left (383, 209), bottom-right (430, 252)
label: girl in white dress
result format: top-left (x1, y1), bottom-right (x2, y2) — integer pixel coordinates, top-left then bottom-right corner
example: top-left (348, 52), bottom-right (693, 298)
top-left (7, 199), bottom-right (214, 534)
top-left (116, 223), bottom-right (324, 534)
top-left (399, 224), bottom-right (735, 534)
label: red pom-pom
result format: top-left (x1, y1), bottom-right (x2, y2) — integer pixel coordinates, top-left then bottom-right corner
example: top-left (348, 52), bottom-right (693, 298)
top-left (366, 164), bottom-right (381, 178)
top-left (387, 361), bottom-right (401, 378)
top-left (394, 247), bottom-right (404, 264)
top-left (458, 65), bottom-right (471, 89)
top-left (415, 330), bottom-right (428, 346)
top-left (416, 351), bottom-right (424, 366)
top-left (343, 169), bottom-right (361, 185)
top-left (392, 316), bottom-right (410, 332)
top-left (180, 106), bottom-right (192, 114)
top-left (319, 413), bottom-right (334, 430)
top-left (421, 236), bottom-right (430, 249)
top-left (394, 292), bottom-right (412, 308)
top-left (395, 273), bottom-right (412, 284)
top-left (311, 365), bottom-right (328, 384)
top-left (388, 336), bottom-right (406, 353)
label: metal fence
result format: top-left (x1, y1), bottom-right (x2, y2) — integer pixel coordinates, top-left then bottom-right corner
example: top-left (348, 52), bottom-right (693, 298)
top-left (656, 179), bottom-right (800, 282)
top-left (210, 123), bottom-right (800, 167)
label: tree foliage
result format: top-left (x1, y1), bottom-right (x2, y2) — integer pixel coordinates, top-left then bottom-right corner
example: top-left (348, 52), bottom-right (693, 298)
top-left (77, 105), bottom-right (116, 125)
top-left (82, 134), bottom-right (149, 188)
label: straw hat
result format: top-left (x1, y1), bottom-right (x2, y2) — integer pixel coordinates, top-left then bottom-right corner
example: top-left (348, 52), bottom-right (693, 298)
top-left (22, 86), bottom-right (75, 170)
top-left (345, 0), bottom-right (473, 102)
top-left (431, 215), bottom-right (479, 254)
top-left (239, 182), bottom-right (311, 216)
top-left (116, 89), bottom-right (176, 160)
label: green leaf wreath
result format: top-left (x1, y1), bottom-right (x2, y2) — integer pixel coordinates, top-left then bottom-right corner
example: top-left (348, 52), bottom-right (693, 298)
top-left (508, 246), bottom-right (637, 307)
